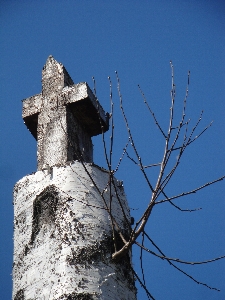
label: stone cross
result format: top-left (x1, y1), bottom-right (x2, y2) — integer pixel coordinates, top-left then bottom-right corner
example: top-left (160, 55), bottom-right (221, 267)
top-left (22, 56), bottom-right (109, 170)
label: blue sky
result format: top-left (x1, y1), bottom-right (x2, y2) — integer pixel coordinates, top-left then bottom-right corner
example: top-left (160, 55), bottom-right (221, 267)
top-left (0, 1), bottom-right (224, 299)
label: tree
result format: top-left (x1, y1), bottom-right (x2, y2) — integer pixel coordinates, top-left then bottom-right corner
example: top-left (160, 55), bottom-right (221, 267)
top-left (86, 61), bottom-right (224, 299)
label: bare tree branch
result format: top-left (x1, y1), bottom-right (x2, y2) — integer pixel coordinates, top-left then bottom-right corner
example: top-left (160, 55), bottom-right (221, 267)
top-left (132, 267), bottom-right (155, 300)
top-left (116, 71), bottom-right (155, 193)
top-left (156, 175), bottom-right (225, 204)
top-left (143, 232), bottom-right (221, 291)
top-left (111, 67), bottom-right (225, 283)
top-left (136, 240), bottom-right (225, 265)
top-left (167, 199), bottom-right (202, 212)
top-left (113, 137), bottom-right (130, 174)
top-left (140, 233), bottom-right (146, 286)
top-left (125, 150), bottom-right (161, 169)
top-left (187, 120), bottom-right (213, 146)
top-left (138, 84), bottom-right (166, 138)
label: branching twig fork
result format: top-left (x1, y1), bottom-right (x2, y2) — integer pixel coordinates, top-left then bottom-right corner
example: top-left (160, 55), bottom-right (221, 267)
top-left (113, 137), bottom-right (130, 174)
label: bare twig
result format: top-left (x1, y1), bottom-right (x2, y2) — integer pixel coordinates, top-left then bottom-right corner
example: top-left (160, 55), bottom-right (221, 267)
top-left (125, 150), bottom-right (161, 169)
top-left (113, 137), bottom-right (130, 174)
top-left (140, 233), bottom-right (146, 286)
top-left (156, 176), bottom-right (225, 204)
top-left (143, 232), bottom-right (221, 291)
top-left (108, 75), bottom-right (116, 251)
top-left (132, 267), bottom-right (155, 300)
top-left (136, 240), bottom-right (225, 265)
top-left (167, 199), bottom-right (202, 212)
top-left (116, 71), bottom-right (155, 194)
top-left (138, 84), bottom-right (166, 138)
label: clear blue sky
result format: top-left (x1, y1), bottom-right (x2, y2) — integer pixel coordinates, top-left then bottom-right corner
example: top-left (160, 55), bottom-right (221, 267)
top-left (0, 1), bottom-right (224, 299)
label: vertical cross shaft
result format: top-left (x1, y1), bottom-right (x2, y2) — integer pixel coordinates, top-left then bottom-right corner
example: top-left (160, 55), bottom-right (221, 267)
top-left (22, 56), bottom-right (109, 170)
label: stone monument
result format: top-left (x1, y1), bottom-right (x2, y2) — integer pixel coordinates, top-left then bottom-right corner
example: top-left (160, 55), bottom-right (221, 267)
top-left (12, 56), bottom-right (136, 299)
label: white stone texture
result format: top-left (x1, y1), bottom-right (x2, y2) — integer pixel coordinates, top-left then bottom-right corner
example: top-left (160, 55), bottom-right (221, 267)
top-left (13, 162), bottom-right (136, 300)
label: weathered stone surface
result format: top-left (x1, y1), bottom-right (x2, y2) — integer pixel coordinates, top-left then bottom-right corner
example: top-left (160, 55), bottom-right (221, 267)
top-left (13, 162), bottom-right (136, 300)
top-left (13, 56), bottom-right (136, 299)
top-left (22, 56), bottom-right (109, 170)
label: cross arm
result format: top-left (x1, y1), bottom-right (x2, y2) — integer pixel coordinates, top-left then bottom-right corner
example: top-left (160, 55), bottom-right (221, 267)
top-left (63, 82), bottom-right (109, 136)
top-left (22, 93), bottom-right (42, 140)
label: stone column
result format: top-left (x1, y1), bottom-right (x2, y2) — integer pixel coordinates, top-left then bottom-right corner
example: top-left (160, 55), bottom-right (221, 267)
top-left (13, 162), bottom-right (136, 299)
